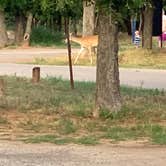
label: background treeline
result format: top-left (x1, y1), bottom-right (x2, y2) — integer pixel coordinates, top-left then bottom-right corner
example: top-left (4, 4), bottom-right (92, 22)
top-left (0, 0), bottom-right (166, 47)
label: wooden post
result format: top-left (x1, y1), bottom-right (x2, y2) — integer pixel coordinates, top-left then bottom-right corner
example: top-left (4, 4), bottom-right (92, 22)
top-left (64, 17), bottom-right (74, 89)
top-left (0, 78), bottom-right (5, 97)
top-left (32, 67), bottom-right (40, 83)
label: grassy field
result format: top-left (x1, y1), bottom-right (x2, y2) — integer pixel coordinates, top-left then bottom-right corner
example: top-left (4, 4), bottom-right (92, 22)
top-left (0, 76), bottom-right (166, 145)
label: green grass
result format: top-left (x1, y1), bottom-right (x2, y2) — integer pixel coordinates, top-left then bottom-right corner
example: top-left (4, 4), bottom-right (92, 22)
top-left (76, 136), bottom-right (99, 145)
top-left (1, 76), bottom-right (166, 145)
top-left (100, 125), bottom-right (166, 144)
top-left (151, 125), bottom-right (166, 145)
top-left (24, 135), bottom-right (74, 145)
top-left (24, 125), bottom-right (166, 145)
top-left (57, 119), bottom-right (77, 135)
top-left (24, 135), bottom-right (98, 145)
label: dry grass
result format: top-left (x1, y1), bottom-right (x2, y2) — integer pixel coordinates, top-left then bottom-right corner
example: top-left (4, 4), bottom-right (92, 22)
top-left (119, 48), bottom-right (166, 69)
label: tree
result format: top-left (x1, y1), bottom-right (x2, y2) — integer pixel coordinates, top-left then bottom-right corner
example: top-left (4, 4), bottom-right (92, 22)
top-left (14, 11), bottom-right (25, 44)
top-left (0, 8), bottom-right (8, 47)
top-left (0, 1), bottom-right (8, 47)
top-left (142, 3), bottom-right (153, 49)
top-left (5, 0), bottom-right (27, 44)
top-left (23, 12), bottom-right (33, 47)
top-left (4, 0), bottom-right (42, 45)
top-left (82, 0), bottom-right (95, 36)
top-left (94, 0), bottom-right (130, 115)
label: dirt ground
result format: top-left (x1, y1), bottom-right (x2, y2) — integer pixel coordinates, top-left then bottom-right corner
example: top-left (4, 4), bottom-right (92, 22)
top-left (0, 110), bottom-right (166, 166)
top-left (0, 47), bottom-right (78, 63)
top-left (0, 47), bottom-right (166, 166)
top-left (0, 141), bottom-right (166, 166)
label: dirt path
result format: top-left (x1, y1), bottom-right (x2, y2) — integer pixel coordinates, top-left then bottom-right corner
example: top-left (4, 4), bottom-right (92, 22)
top-left (0, 48), bottom-right (79, 63)
top-left (0, 141), bottom-right (166, 166)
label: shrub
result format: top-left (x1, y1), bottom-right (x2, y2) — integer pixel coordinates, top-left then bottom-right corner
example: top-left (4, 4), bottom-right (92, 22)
top-left (30, 26), bottom-right (65, 46)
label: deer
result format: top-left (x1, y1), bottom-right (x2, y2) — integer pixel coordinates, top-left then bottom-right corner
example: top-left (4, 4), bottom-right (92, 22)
top-left (69, 34), bottom-right (98, 64)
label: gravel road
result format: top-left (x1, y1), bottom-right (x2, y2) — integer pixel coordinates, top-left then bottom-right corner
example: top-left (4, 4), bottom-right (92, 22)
top-left (0, 63), bottom-right (166, 90)
top-left (0, 141), bottom-right (166, 166)
top-left (0, 48), bottom-right (166, 89)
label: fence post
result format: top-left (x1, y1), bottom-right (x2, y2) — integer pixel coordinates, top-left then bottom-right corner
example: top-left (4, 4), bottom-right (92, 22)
top-left (32, 67), bottom-right (40, 83)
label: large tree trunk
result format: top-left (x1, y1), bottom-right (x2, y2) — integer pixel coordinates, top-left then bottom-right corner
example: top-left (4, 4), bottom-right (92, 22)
top-left (95, 7), bottom-right (122, 114)
top-left (15, 14), bottom-right (25, 45)
top-left (142, 6), bottom-right (153, 49)
top-left (22, 12), bottom-right (33, 47)
top-left (0, 9), bottom-right (8, 48)
top-left (81, 1), bottom-right (95, 61)
top-left (82, 1), bottom-right (95, 36)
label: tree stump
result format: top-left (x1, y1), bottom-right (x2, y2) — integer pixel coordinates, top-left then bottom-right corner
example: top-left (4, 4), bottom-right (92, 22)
top-left (32, 67), bottom-right (40, 83)
top-left (0, 78), bottom-right (5, 97)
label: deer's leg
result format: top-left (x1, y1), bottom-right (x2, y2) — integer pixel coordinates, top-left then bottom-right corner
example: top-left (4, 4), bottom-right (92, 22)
top-left (74, 47), bottom-right (84, 64)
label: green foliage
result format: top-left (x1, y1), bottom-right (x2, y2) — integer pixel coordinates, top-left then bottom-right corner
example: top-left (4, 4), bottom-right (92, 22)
top-left (41, 0), bottom-right (82, 18)
top-left (30, 26), bottom-right (65, 46)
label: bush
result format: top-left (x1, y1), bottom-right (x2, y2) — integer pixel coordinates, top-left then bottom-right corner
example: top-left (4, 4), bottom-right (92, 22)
top-left (30, 26), bottom-right (65, 46)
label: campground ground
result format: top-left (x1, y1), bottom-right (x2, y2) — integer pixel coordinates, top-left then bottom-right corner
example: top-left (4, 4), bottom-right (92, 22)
top-left (0, 141), bottom-right (166, 166)
top-left (0, 47), bottom-right (166, 165)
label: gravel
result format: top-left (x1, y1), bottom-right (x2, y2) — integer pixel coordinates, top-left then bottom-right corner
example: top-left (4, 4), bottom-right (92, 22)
top-left (0, 141), bottom-right (166, 166)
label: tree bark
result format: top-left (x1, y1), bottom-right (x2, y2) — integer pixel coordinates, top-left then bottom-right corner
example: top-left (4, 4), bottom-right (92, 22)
top-left (82, 1), bottom-right (95, 58)
top-left (0, 78), bottom-right (5, 97)
top-left (15, 14), bottom-right (25, 45)
top-left (0, 9), bottom-right (8, 48)
top-left (95, 7), bottom-right (122, 113)
top-left (142, 6), bottom-right (153, 49)
top-left (82, 0), bottom-right (95, 36)
top-left (23, 12), bottom-right (33, 47)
